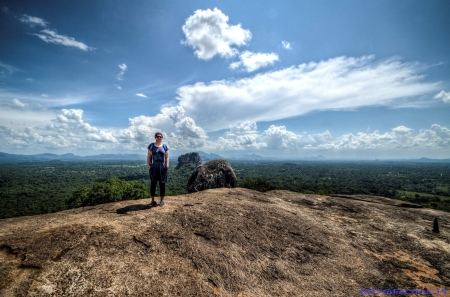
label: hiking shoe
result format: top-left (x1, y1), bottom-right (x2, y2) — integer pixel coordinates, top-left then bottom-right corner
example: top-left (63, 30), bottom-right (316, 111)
top-left (151, 201), bottom-right (157, 207)
top-left (160, 201), bottom-right (165, 207)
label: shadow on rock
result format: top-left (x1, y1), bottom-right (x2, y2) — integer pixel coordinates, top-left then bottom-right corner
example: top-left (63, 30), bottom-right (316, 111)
top-left (116, 204), bottom-right (151, 214)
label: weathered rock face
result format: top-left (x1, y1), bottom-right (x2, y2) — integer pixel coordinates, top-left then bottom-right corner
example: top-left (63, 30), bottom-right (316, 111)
top-left (175, 152), bottom-right (202, 170)
top-left (1, 189), bottom-right (449, 296)
top-left (187, 159), bottom-right (237, 193)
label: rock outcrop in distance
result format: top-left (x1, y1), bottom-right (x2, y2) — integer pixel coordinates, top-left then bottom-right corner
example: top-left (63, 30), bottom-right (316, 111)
top-left (1, 189), bottom-right (449, 296)
top-left (187, 159), bottom-right (237, 193)
top-left (175, 152), bottom-right (202, 170)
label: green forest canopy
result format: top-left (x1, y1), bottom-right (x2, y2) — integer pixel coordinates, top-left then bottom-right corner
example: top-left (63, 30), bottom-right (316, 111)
top-left (1, 160), bottom-right (449, 218)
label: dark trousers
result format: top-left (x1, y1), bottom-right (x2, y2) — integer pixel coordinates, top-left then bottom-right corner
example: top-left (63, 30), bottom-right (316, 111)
top-left (150, 181), bottom-right (165, 197)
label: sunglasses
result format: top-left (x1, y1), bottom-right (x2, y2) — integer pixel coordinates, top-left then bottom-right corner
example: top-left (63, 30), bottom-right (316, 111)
top-left (156, 135), bottom-right (163, 138)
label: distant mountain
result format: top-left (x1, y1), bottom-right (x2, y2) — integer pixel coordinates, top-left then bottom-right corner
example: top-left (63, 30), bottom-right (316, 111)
top-left (2, 152), bottom-right (448, 163)
top-left (227, 154), bottom-right (268, 160)
top-left (242, 154), bottom-right (265, 160)
top-left (416, 157), bottom-right (450, 163)
top-left (198, 151), bottom-right (223, 161)
top-left (82, 154), bottom-right (145, 161)
top-left (0, 152), bottom-right (146, 163)
top-left (299, 155), bottom-right (327, 160)
top-left (383, 157), bottom-right (450, 163)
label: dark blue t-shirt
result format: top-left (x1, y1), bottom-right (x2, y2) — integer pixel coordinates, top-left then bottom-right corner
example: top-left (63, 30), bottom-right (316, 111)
top-left (148, 143), bottom-right (168, 164)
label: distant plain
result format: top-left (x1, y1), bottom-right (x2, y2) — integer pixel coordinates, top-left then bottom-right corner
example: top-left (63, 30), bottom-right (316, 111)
top-left (1, 159), bottom-right (450, 219)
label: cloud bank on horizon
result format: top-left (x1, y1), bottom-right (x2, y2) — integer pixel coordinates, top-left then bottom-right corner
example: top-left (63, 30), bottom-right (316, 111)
top-left (1, 106), bottom-right (449, 157)
top-left (1, 3), bottom-right (449, 158)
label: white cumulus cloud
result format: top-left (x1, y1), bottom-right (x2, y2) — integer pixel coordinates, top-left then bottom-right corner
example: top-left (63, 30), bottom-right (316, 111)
top-left (176, 56), bottom-right (440, 131)
top-left (435, 90), bottom-right (450, 104)
top-left (136, 93), bottom-right (147, 98)
top-left (47, 109), bottom-right (98, 133)
top-left (230, 51), bottom-right (279, 72)
top-left (392, 126), bottom-right (413, 134)
top-left (254, 124), bottom-right (450, 151)
top-left (1, 98), bottom-right (27, 110)
top-left (182, 8), bottom-right (252, 60)
top-left (1, 106), bottom-right (449, 155)
top-left (227, 121), bottom-right (257, 135)
top-left (213, 121), bottom-right (262, 150)
top-left (263, 125), bottom-right (304, 149)
top-left (11, 98), bottom-right (27, 110)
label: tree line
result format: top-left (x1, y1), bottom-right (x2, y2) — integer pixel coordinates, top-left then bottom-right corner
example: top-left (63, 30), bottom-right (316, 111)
top-left (1, 159), bottom-right (449, 219)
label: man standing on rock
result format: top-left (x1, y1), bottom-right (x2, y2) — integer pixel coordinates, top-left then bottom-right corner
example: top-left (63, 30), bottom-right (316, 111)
top-left (147, 132), bottom-right (169, 206)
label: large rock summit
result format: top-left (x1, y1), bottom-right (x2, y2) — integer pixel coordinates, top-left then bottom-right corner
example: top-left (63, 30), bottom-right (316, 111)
top-left (187, 159), bottom-right (237, 193)
top-left (175, 152), bottom-right (202, 170)
top-left (1, 189), bottom-right (449, 296)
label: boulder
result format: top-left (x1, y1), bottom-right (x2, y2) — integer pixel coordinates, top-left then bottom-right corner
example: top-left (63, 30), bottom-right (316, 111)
top-left (187, 159), bottom-right (237, 193)
top-left (175, 152), bottom-right (202, 170)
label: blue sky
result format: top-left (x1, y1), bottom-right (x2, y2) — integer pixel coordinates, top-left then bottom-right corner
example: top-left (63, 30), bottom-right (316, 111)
top-left (1, 0), bottom-right (450, 158)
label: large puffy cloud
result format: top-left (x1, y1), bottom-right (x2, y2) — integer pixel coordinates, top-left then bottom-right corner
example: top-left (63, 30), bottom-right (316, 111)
top-left (229, 51), bottom-right (279, 72)
top-left (263, 125), bottom-right (304, 149)
top-left (435, 90), bottom-right (450, 104)
top-left (212, 121), bottom-right (262, 150)
top-left (427, 124), bottom-right (450, 146)
top-left (313, 125), bottom-right (450, 150)
top-left (174, 117), bottom-right (207, 139)
top-left (45, 109), bottom-right (98, 133)
top-left (153, 105), bottom-right (208, 140)
top-left (182, 8), bottom-right (251, 60)
top-left (226, 121), bottom-right (257, 136)
top-left (121, 106), bottom-right (208, 150)
top-left (176, 56), bottom-right (440, 131)
top-left (0, 106), bottom-right (204, 153)
top-left (0, 126), bottom-right (73, 151)
top-left (210, 123), bottom-right (450, 153)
